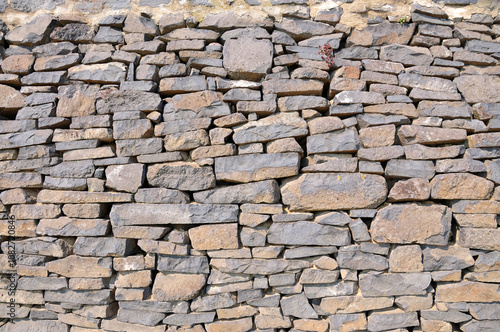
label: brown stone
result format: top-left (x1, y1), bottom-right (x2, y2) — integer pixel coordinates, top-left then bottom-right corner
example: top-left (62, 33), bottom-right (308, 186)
top-left (0, 84), bottom-right (26, 110)
top-left (152, 273), bottom-right (206, 301)
top-left (371, 203), bottom-right (452, 246)
top-left (398, 125), bottom-right (467, 145)
top-left (1, 55), bottom-right (35, 75)
top-left (188, 224), bottom-right (239, 250)
top-left (47, 255), bottom-right (112, 277)
top-left (436, 281), bottom-right (500, 303)
top-left (223, 37), bottom-right (273, 81)
top-left (457, 228), bottom-right (500, 251)
top-left (430, 173), bottom-right (494, 200)
top-left (281, 173), bottom-right (387, 211)
top-left (389, 245), bottom-right (423, 272)
top-left (388, 178), bottom-right (430, 202)
top-left (359, 125), bottom-right (395, 148)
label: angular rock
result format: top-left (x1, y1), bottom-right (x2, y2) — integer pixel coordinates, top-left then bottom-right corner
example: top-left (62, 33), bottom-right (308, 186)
top-left (397, 125), bottom-right (467, 145)
top-left (0, 320), bottom-right (67, 332)
top-left (210, 258), bottom-right (310, 275)
top-left (422, 245), bottom-right (474, 271)
top-left (333, 91), bottom-right (385, 105)
top-left (152, 273), bottom-right (206, 301)
top-left (38, 189), bottom-right (132, 203)
top-left (165, 90), bottom-right (230, 119)
top-left (388, 178), bottom-right (430, 201)
top-left (371, 203), bottom-right (452, 245)
top-left (281, 173), bottom-right (387, 211)
top-left (73, 237), bottom-right (134, 257)
top-left (337, 248), bottom-right (388, 271)
top-left (267, 221), bottom-right (350, 246)
top-left (380, 44), bottom-right (433, 66)
top-left (399, 73), bottom-right (457, 93)
top-left (2, 237), bottom-right (70, 257)
top-left (37, 217), bottom-right (109, 236)
top-left (223, 37), bottom-right (273, 81)
top-left (147, 162), bottom-right (215, 191)
top-left (105, 163), bottom-right (145, 193)
top-left (359, 125), bottom-right (395, 148)
top-left (430, 173), bottom-right (494, 200)
top-left (163, 313), bottom-right (215, 326)
top-left (50, 23), bottom-right (95, 43)
top-left (5, 14), bottom-right (56, 46)
top-left (275, 18), bottom-right (334, 41)
top-left (159, 76), bottom-right (207, 95)
top-left (280, 293), bottom-right (318, 319)
top-left (0, 129), bottom-right (53, 150)
top-left (0, 84), bottom-right (26, 110)
top-left (367, 309), bottom-right (419, 332)
top-left (56, 84), bottom-right (99, 117)
top-left (307, 128), bottom-right (360, 154)
top-left (321, 294), bottom-right (394, 315)
top-left (215, 153), bottom-right (300, 183)
top-left (193, 180), bottom-right (280, 204)
top-left (97, 90), bottom-right (162, 113)
top-left (68, 63), bottom-right (126, 83)
top-left (455, 75), bottom-right (500, 103)
top-left (468, 132), bottom-right (500, 148)
top-left (359, 272), bottom-right (432, 297)
top-left (157, 255), bottom-right (209, 274)
top-left (385, 159), bottom-right (435, 179)
top-left (263, 78), bottom-right (324, 96)
top-left (233, 112), bottom-right (308, 144)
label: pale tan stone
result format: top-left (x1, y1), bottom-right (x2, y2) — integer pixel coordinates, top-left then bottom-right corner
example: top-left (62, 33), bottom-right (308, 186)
top-left (436, 281), bottom-right (500, 302)
top-left (320, 295), bottom-right (394, 314)
top-left (359, 124), bottom-right (395, 148)
top-left (395, 293), bottom-right (433, 312)
top-left (421, 319), bottom-right (452, 332)
top-left (205, 317), bottom-right (253, 332)
top-left (217, 306), bottom-right (257, 319)
top-left (38, 190), bottom-right (132, 203)
top-left (1, 55), bottom-right (35, 75)
top-left (63, 146), bottom-right (116, 161)
top-left (69, 278), bottom-right (107, 290)
top-left (389, 245), bottom-right (423, 273)
top-left (457, 228), bottom-right (500, 251)
top-left (188, 223), bottom-right (238, 250)
top-left (152, 272), bottom-right (206, 301)
top-left (430, 173), bottom-right (494, 200)
top-left (46, 255), bottom-right (112, 277)
top-left (0, 219), bottom-right (36, 237)
top-left (313, 256), bottom-right (339, 270)
top-left (308, 116), bottom-right (344, 135)
top-left (454, 214), bottom-right (497, 228)
top-left (388, 178), bottom-right (430, 202)
top-left (115, 271), bottom-right (151, 289)
top-left (293, 319), bottom-right (329, 332)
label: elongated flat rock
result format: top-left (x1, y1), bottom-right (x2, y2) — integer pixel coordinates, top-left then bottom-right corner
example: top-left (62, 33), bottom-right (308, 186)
top-left (359, 273), bottom-right (432, 297)
top-left (110, 203), bottom-right (239, 225)
top-left (371, 203), bottom-right (452, 245)
top-left (193, 180), bottom-right (280, 204)
top-left (210, 258), bottom-right (311, 275)
top-left (281, 173), bottom-right (387, 211)
top-left (267, 221), bottom-right (351, 246)
top-left (215, 153), bottom-right (300, 183)
top-left (38, 190), bottom-right (132, 203)
top-left (232, 113), bottom-right (308, 144)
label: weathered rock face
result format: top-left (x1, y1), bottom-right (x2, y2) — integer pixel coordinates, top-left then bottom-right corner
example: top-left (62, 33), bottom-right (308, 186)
top-left (223, 37), bottom-right (273, 81)
top-left (371, 203), bottom-right (452, 245)
top-left (281, 173), bottom-right (387, 211)
top-left (1, 4), bottom-right (500, 331)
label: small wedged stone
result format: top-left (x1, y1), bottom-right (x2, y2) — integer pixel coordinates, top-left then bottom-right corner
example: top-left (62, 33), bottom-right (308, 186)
top-left (371, 203), bottom-right (452, 245)
top-left (281, 173), bottom-right (387, 211)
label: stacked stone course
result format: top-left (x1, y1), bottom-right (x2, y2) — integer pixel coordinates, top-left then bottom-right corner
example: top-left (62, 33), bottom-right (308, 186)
top-left (0, 2), bottom-right (500, 331)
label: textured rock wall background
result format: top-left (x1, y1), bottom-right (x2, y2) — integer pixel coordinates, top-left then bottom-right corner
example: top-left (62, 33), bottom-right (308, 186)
top-left (0, 1), bottom-right (500, 331)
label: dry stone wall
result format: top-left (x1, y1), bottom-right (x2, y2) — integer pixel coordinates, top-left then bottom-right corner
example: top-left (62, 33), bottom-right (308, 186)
top-left (0, 2), bottom-right (500, 332)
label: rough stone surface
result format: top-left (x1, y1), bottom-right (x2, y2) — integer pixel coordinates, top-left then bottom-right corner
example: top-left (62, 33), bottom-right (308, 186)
top-left (371, 203), bottom-right (452, 245)
top-left (281, 173), bottom-right (387, 211)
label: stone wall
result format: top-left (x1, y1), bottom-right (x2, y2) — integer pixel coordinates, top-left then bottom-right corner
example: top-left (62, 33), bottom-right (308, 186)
top-left (0, 1), bottom-right (500, 331)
